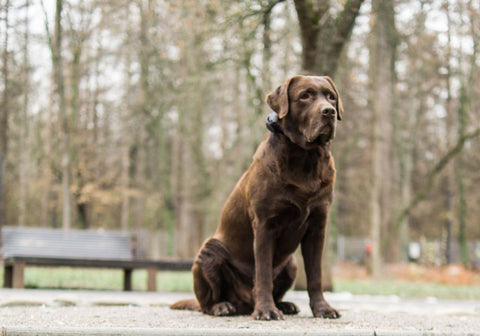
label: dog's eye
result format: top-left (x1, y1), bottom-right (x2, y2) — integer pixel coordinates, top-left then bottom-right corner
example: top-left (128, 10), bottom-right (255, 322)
top-left (300, 92), bottom-right (311, 100)
top-left (326, 92), bottom-right (336, 101)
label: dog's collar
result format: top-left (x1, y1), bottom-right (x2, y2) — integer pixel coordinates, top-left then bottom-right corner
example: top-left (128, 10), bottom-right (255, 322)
top-left (266, 112), bottom-right (284, 135)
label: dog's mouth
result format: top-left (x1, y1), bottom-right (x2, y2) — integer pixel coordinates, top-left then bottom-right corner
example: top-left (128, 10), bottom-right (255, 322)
top-left (306, 123), bottom-right (335, 145)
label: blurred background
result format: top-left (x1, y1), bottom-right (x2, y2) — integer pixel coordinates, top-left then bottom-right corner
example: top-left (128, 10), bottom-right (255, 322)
top-left (0, 0), bottom-right (479, 293)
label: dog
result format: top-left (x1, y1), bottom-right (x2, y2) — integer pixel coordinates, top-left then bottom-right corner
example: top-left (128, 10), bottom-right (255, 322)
top-left (171, 75), bottom-right (343, 320)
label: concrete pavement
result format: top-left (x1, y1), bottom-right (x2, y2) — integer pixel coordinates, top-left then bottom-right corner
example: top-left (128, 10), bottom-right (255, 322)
top-left (1, 289), bottom-right (479, 335)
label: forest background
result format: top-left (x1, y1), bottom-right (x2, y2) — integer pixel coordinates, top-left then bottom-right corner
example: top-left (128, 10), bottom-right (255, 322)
top-left (0, 0), bottom-right (479, 280)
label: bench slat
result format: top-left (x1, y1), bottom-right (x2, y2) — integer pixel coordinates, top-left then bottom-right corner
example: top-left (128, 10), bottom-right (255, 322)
top-left (1, 227), bottom-right (132, 260)
top-left (2, 256), bottom-right (193, 270)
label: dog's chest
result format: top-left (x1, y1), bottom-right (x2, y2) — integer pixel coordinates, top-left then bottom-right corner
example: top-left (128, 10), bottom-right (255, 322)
top-left (281, 161), bottom-right (334, 203)
top-left (282, 152), bottom-right (335, 193)
top-left (272, 183), bottom-right (331, 232)
top-left (271, 172), bottom-right (334, 248)
top-left (271, 200), bottom-right (319, 261)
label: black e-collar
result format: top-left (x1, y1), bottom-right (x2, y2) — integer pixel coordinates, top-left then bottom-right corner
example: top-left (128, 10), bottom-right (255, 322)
top-left (265, 112), bottom-right (284, 135)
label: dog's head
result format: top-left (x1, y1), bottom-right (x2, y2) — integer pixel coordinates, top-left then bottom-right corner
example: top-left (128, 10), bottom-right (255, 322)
top-left (266, 75), bottom-right (343, 149)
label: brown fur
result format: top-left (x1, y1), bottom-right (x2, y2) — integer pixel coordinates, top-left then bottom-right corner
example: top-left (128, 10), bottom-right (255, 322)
top-left (171, 75), bottom-right (343, 320)
top-left (170, 299), bottom-right (200, 311)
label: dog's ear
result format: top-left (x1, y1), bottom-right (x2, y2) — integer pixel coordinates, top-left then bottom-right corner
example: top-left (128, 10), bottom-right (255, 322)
top-left (266, 76), bottom-right (298, 119)
top-left (323, 76), bottom-right (344, 121)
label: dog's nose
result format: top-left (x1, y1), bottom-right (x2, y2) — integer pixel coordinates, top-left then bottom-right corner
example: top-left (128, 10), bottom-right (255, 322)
top-left (321, 106), bottom-right (336, 118)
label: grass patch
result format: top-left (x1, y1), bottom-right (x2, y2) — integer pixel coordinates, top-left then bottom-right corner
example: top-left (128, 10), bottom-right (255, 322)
top-left (153, 271), bottom-right (193, 292)
top-left (2, 266), bottom-right (479, 300)
top-left (334, 278), bottom-right (480, 300)
top-left (25, 267), bottom-right (125, 290)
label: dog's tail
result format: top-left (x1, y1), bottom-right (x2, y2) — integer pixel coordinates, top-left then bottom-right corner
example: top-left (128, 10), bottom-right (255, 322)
top-left (170, 299), bottom-right (201, 312)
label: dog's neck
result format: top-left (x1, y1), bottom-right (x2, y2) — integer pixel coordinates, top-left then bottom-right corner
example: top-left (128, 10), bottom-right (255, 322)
top-left (266, 119), bottom-right (333, 151)
top-left (261, 132), bottom-right (332, 181)
top-left (269, 131), bottom-right (331, 156)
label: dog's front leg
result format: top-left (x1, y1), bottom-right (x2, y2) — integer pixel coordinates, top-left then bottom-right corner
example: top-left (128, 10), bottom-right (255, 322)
top-left (252, 226), bottom-right (283, 320)
top-left (301, 209), bottom-right (340, 319)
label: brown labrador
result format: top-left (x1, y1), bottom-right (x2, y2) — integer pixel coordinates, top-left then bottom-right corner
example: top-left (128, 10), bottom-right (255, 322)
top-left (171, 75), bottom-right (343, 320)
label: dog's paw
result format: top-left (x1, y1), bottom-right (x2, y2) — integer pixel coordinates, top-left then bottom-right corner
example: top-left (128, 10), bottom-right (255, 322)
top-left (252, 304), bottom-right (284, 320)
top-left (276, 301), bottom-right (300, 315)
top-left (312, 301), bottom-right (341, 319)
top-left (211, 302), bottom-right (237, 316)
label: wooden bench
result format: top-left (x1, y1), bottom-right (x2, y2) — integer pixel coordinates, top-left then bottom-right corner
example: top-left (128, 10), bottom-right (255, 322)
top-left (1, 226), bottom-right (192, 291)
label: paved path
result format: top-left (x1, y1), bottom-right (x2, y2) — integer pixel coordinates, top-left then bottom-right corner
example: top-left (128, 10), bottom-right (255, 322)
top-left (1, 289), bottom-right (479, 335)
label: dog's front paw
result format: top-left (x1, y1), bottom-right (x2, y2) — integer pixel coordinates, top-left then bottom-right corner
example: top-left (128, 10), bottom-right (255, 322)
top-left (252, 304), bottom-right (284, 320)
top-left (311, 301), bottom-right (341, 319)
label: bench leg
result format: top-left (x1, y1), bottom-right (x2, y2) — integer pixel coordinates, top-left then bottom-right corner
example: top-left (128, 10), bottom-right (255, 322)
top-left (7, 263), bottom-right (25, 288)
top-left (4, 265), bottom-right (13, 288)
top-left (147, 268), bottom-right (156, 292)
top-left (124, 269), bottom-right (132, 291)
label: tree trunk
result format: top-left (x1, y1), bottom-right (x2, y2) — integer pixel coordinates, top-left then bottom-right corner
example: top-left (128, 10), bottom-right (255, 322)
top-left (40, 0), bottom-right (53, 227)
top-left (70, 33), bottom-right (84, 228)
top-left (133, 0), bottom-right (154, 232)
top-left (396, 2), bottom-right (428, 263)
top-left (120, 75), bottom-right (131, 232)
top-left (281, 1), bottom-right (294, 77)
top-left (18, 0), bottom-right (31, 227)
top-left (121, 146), bottom-right (130, 231)
top-left (368, 0), bottom-right (397, 276)
top-left (456, 83), bottom-right (468, 264)
top-left (119, 5), bottom-right (134, 232)
top-left (293, 0), bottom-right (365, 76)
top-left (398, 128), bottom-right (413, 262)
top-left (396, 85), bottom-right (416, 261)
top-left (261, 1), bottom-right (273, 94)
top-left (457, 1), bottom-right (480, 265)
top-left (172, 1), bottom-right (212, 258)
top-left (0, 0), bottom-right (10, 229)
top-left (52, 0), bottom-right (71, 230)
top-left (134, 136), bottom-right (146, 232)
top-left (176, 142), bottom-right (196, 259)
top-left (443, 0), bottom-right (454, 264)
top-left (171, 113), bottom-right (183, 255)
top-left (172, 105), bottom-right (200, 258)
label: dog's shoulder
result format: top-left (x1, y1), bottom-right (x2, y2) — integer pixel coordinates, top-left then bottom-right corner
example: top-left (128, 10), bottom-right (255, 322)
top-left (253, 136), bottom-right (269, 162)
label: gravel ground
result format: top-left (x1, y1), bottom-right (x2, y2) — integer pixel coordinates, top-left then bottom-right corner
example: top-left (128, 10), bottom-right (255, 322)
top-left (1, 289), bottom-right (479, 335)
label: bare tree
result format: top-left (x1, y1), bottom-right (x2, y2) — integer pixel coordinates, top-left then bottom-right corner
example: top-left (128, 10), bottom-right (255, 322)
top-left (456, 0), bottom-right (478, 264)
top-left (50, 0), bottom-right (71, 229)
top-left (18, 0), bottom-right (31, 227)
top-left (443, 0), bottom-right (455, 264)
top-left (294, 0), bottom-right (365, 76)
top-left (0, 0), bottom-right (11, 230)
top-left (394, 0), bottom-right (429, 263)
top-left (40, 0), bottom-right (55, 227)
top-left (368, 0), bottom-right (397, 276)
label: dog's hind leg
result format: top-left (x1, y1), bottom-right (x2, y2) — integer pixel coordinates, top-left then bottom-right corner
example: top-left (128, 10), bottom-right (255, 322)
top-left (193, 238), bottom-right (241, 316)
